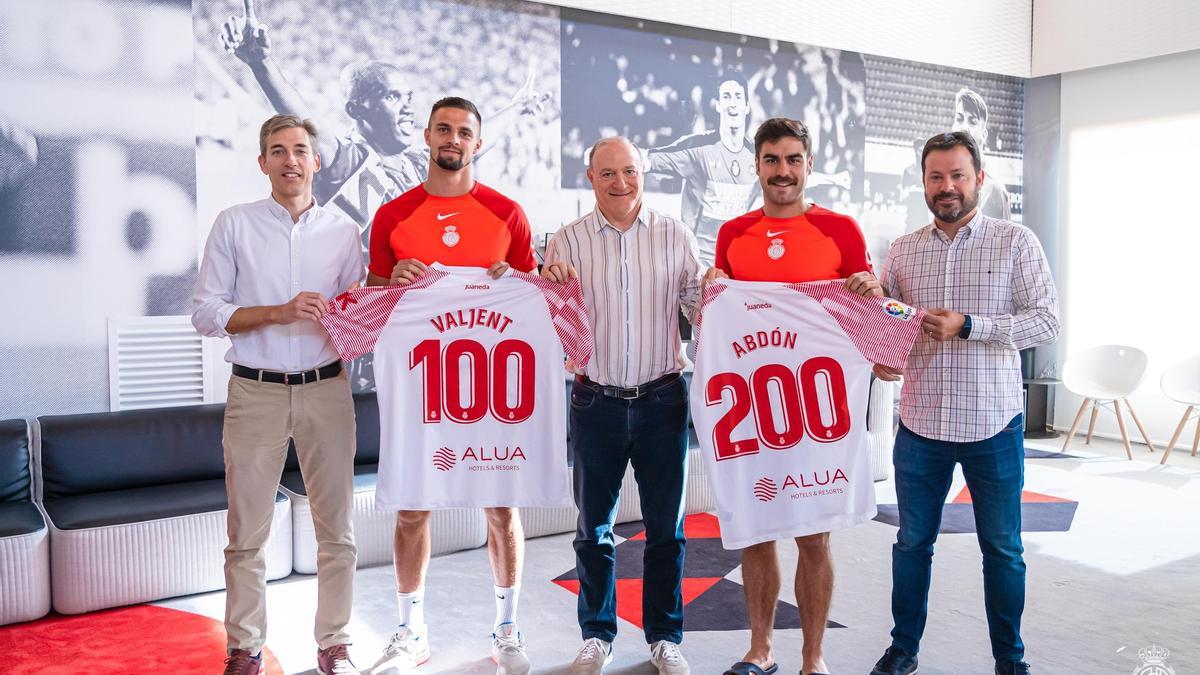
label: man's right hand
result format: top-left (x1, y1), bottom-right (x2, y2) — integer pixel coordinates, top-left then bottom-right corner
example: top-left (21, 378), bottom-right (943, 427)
top-left (220, 0), bottom-right (271, 65)
top-left (272, 291), bottom-right (328, 324)
top-left (873, 364), bottom-right (904, 381)
top-left (702, 266), bottom-right (729, 289)
top-left (389, 259), bottom-right (430, 286)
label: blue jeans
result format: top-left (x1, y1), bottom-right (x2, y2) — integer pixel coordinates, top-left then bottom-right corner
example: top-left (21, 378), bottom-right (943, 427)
top-left (570, 375), bottom-right (689, 644)
top-left (890, 415), bottom-right (1026, 662)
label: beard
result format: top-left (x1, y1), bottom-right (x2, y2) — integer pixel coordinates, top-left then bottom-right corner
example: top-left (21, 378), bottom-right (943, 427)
top-left (434, 149), bottom-right (466, 171)
top-left (927, 188), bottom-right (980, 224)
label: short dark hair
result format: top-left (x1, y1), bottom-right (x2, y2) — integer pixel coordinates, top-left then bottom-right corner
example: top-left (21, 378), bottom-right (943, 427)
top-left (955, 87), bottom-right (989, 125)
top-left (430, 96), bottom-right (482, 127)
top-left (753, 117), bottom-right (811, 156)
top-left (921, 131), bottom-right (982, 176)
top-left (341, 60), bottom-right (406, 105)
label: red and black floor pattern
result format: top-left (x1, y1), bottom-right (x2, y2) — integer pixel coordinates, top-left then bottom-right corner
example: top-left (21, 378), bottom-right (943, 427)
top-left (552, 513), bottom-right (844, 632)
top-left (874, 486), bottom-right (1079, 533)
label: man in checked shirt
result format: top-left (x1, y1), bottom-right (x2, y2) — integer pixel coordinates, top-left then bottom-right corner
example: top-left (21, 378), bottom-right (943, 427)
top-left (868, 131), bottom-right (1059, 675)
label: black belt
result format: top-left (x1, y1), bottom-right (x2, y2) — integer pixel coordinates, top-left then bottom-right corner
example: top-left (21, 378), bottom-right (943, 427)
top-left (232, 361), bottom-right (342, 386)
top-left (575, 373), bottom-right (680, 400)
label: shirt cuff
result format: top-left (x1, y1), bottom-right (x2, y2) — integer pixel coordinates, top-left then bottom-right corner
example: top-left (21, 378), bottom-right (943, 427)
top-left (965, 314), bottom-right (994, 342)
top-left (214, 304), bottom-right (240, 338)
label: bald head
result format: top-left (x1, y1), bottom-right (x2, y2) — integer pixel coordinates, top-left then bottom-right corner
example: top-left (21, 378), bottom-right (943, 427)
top-left (587, 136), bottom-right (640, 167)
top-left (586, 136), bottom-right (644, 227)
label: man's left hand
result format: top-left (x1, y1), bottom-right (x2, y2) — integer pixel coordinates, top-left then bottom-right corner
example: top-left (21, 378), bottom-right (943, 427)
top-left (540, 261), bottom-right (577, 283)
top-left (922, 308), bottom-right (966, 341)
top-left (844, 271), bottom-right (883, 298)
top-left (487, 261), bottom-right (512, 279)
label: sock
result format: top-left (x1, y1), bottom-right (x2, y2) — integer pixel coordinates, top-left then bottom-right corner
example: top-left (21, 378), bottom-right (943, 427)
top-left (493, 584), bottom-right (520, 631)
top-left (397, 587), bottom-right (425, 630)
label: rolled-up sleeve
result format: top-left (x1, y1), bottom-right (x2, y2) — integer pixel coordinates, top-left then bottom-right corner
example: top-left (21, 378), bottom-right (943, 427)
top-left (191, 211), bottom-right (240, 338)
top-left (678, 225), bottom-right (703, 325)
top-left (967, 228), bottom-right (1060, 349)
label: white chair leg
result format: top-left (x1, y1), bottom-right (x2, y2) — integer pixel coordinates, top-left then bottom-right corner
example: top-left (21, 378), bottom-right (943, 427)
top-left (1123, 399), bottom-right (1156, 452)
top-left (1113, 400), bottom-right (1134, 460)
top-left (1161, 406), bottom-right (1192, 465)
top-left (1062, 398), bottom-right (1091, 453)
top-left (1085, 404), bottom-right (1100, 444)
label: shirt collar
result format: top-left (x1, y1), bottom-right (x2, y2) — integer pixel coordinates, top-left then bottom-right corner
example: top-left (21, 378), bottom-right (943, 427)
top-left (592, 203), bottom-right (649, 232)
top-left (265, 195), bottom-right (321, 225)
top-left (921, 209), bottom-right (984, 244)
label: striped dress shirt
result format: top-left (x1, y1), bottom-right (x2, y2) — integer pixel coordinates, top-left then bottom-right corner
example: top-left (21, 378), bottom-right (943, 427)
top-left (545, 205), bottom-right (703, 388)
top-left (881, 212), bottom-right (1060, 443)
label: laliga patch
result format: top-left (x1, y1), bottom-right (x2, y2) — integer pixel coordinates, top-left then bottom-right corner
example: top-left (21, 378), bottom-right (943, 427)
top-left (883, 300), bottom-right (916, 321)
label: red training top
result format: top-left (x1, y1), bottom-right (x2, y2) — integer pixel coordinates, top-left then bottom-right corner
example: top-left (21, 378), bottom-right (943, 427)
top-left (715, 205), bottom-right (872, 282)
top-left (369, 182), bottom-right (537, 278)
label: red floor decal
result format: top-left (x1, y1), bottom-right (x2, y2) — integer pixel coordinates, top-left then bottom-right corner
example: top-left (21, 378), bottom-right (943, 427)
top-left (0, 605), bottom-right (284, 674)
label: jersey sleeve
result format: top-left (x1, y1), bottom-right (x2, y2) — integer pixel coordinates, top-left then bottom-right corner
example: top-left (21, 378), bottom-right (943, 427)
top-left (320, 269), bottom-right (447, 360)
top-left (504, 204), bottom-right (538, 272)
top-left (512, 271), bottom-right (593, 368)
top-left (714, 212), bottom-right (759, 277)
top-left (785, 280), bottom-right (923, 369)
top-left (367, 203), bottom-right (399, 279)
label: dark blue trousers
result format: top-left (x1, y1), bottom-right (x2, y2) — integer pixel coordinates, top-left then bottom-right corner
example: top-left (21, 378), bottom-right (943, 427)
top-left (569, 375), bottom-right (689, 644)
top-left (890, 414), bottom-right (1027, 662)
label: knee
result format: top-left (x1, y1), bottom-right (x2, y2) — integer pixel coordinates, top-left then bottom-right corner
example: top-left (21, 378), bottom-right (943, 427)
top-left (485, 507), bottom-right (520, 532)
top-left (979, 530), bottom-right (1024, 563)
top-left (741, 541), bottom-right (777, 565)
top-left (395, 510), bottom-right (430, 535)
top-left (794, 533), bottom-right (831, 563)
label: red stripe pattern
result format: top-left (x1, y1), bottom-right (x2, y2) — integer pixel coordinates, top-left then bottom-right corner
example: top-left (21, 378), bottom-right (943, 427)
top-left (319, 269), bottom-right (447, 361)
top-left (783, 280), bottom-right (924, 370)
top-left (510, 270), bottom-right (594, 369)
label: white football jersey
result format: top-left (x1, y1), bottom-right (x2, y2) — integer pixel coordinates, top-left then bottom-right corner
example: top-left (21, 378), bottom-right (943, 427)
top-left (320, 264), bottom-right (593, 510)
top-left (690, 279), bottom-right (922, 549)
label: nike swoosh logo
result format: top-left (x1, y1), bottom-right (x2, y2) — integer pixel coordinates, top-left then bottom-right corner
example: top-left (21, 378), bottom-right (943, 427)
top-left (765, 229), bottom-right (786, 237)
top-left (436, 212), bottom-right (459, 221)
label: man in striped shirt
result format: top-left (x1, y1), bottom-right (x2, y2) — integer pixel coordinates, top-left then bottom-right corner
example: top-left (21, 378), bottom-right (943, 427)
top-left (542, 136), bottom-right (702, 675)
top-left (868, 131), bottom-right (1058, 675)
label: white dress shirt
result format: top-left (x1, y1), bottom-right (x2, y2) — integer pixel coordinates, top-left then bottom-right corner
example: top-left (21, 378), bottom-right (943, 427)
top-left (881, 212), bottom-right (1060, 443)
top-left (545, 204), bottom-right (703, 388)
top-left (192, 197), bottom-right (364, 372)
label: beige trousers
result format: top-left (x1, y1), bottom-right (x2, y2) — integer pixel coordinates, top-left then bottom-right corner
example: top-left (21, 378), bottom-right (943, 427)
top-left (222, 370), bottom-right (357, 652)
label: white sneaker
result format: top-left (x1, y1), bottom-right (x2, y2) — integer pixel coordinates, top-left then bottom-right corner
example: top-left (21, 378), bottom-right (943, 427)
top-left (491, 622), bottom-right (531, 675)
top-left (649, 640), bottom-right (689, 675)
top-left (367, 626), bottom-right (430, 674)
top-left (568, 637), bottom-right (613, 675)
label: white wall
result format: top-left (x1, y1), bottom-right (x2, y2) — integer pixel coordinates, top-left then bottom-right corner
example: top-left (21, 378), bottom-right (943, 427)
top-left (1054, 49), bottom-right (1200, 448)
top-left (1033, 0), bottom-right (1200, 76)
top-left (548, 0), bottom-right (1033, 77)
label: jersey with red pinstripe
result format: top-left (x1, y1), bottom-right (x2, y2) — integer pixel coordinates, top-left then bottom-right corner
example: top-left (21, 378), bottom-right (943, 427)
top-left (368, 182), bottom-right (537, 279)
top-left (714, 205), bottom-right (872, 282)
top-left (319, 264), bottom-right (592, 510)
top-left (689, 279), bottom-right (922, 549)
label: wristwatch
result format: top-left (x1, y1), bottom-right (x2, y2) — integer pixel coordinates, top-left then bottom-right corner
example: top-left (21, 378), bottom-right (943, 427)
top-left (958, 314), bottom-right (973, 340)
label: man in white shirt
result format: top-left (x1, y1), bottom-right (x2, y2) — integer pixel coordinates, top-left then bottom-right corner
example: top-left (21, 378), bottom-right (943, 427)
top-left (192, 114), bottom-right (364, 675)
top-left (542, 136), bottom-right (702, 675)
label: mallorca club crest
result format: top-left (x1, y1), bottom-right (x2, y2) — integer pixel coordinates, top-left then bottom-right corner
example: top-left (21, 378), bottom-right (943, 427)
top-left (442, 225), bottom-right (460, 248)
top-left (1133, 645), bottom-right (1175, 675)
top-left (767, 238), bottom-right (786, 260)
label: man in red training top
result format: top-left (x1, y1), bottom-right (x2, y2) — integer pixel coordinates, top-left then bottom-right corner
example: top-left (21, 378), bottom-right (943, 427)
top-left (704, 117), bottom-right (881, 675)
top-left (365, 96), bottom-right (537, 675)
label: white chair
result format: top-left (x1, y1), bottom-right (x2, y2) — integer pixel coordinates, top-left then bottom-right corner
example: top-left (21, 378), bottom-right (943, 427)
top-left (1061, 345), bottom-right (1154, 459)
top-left (1159, 355), bottom-right (1200, 465)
